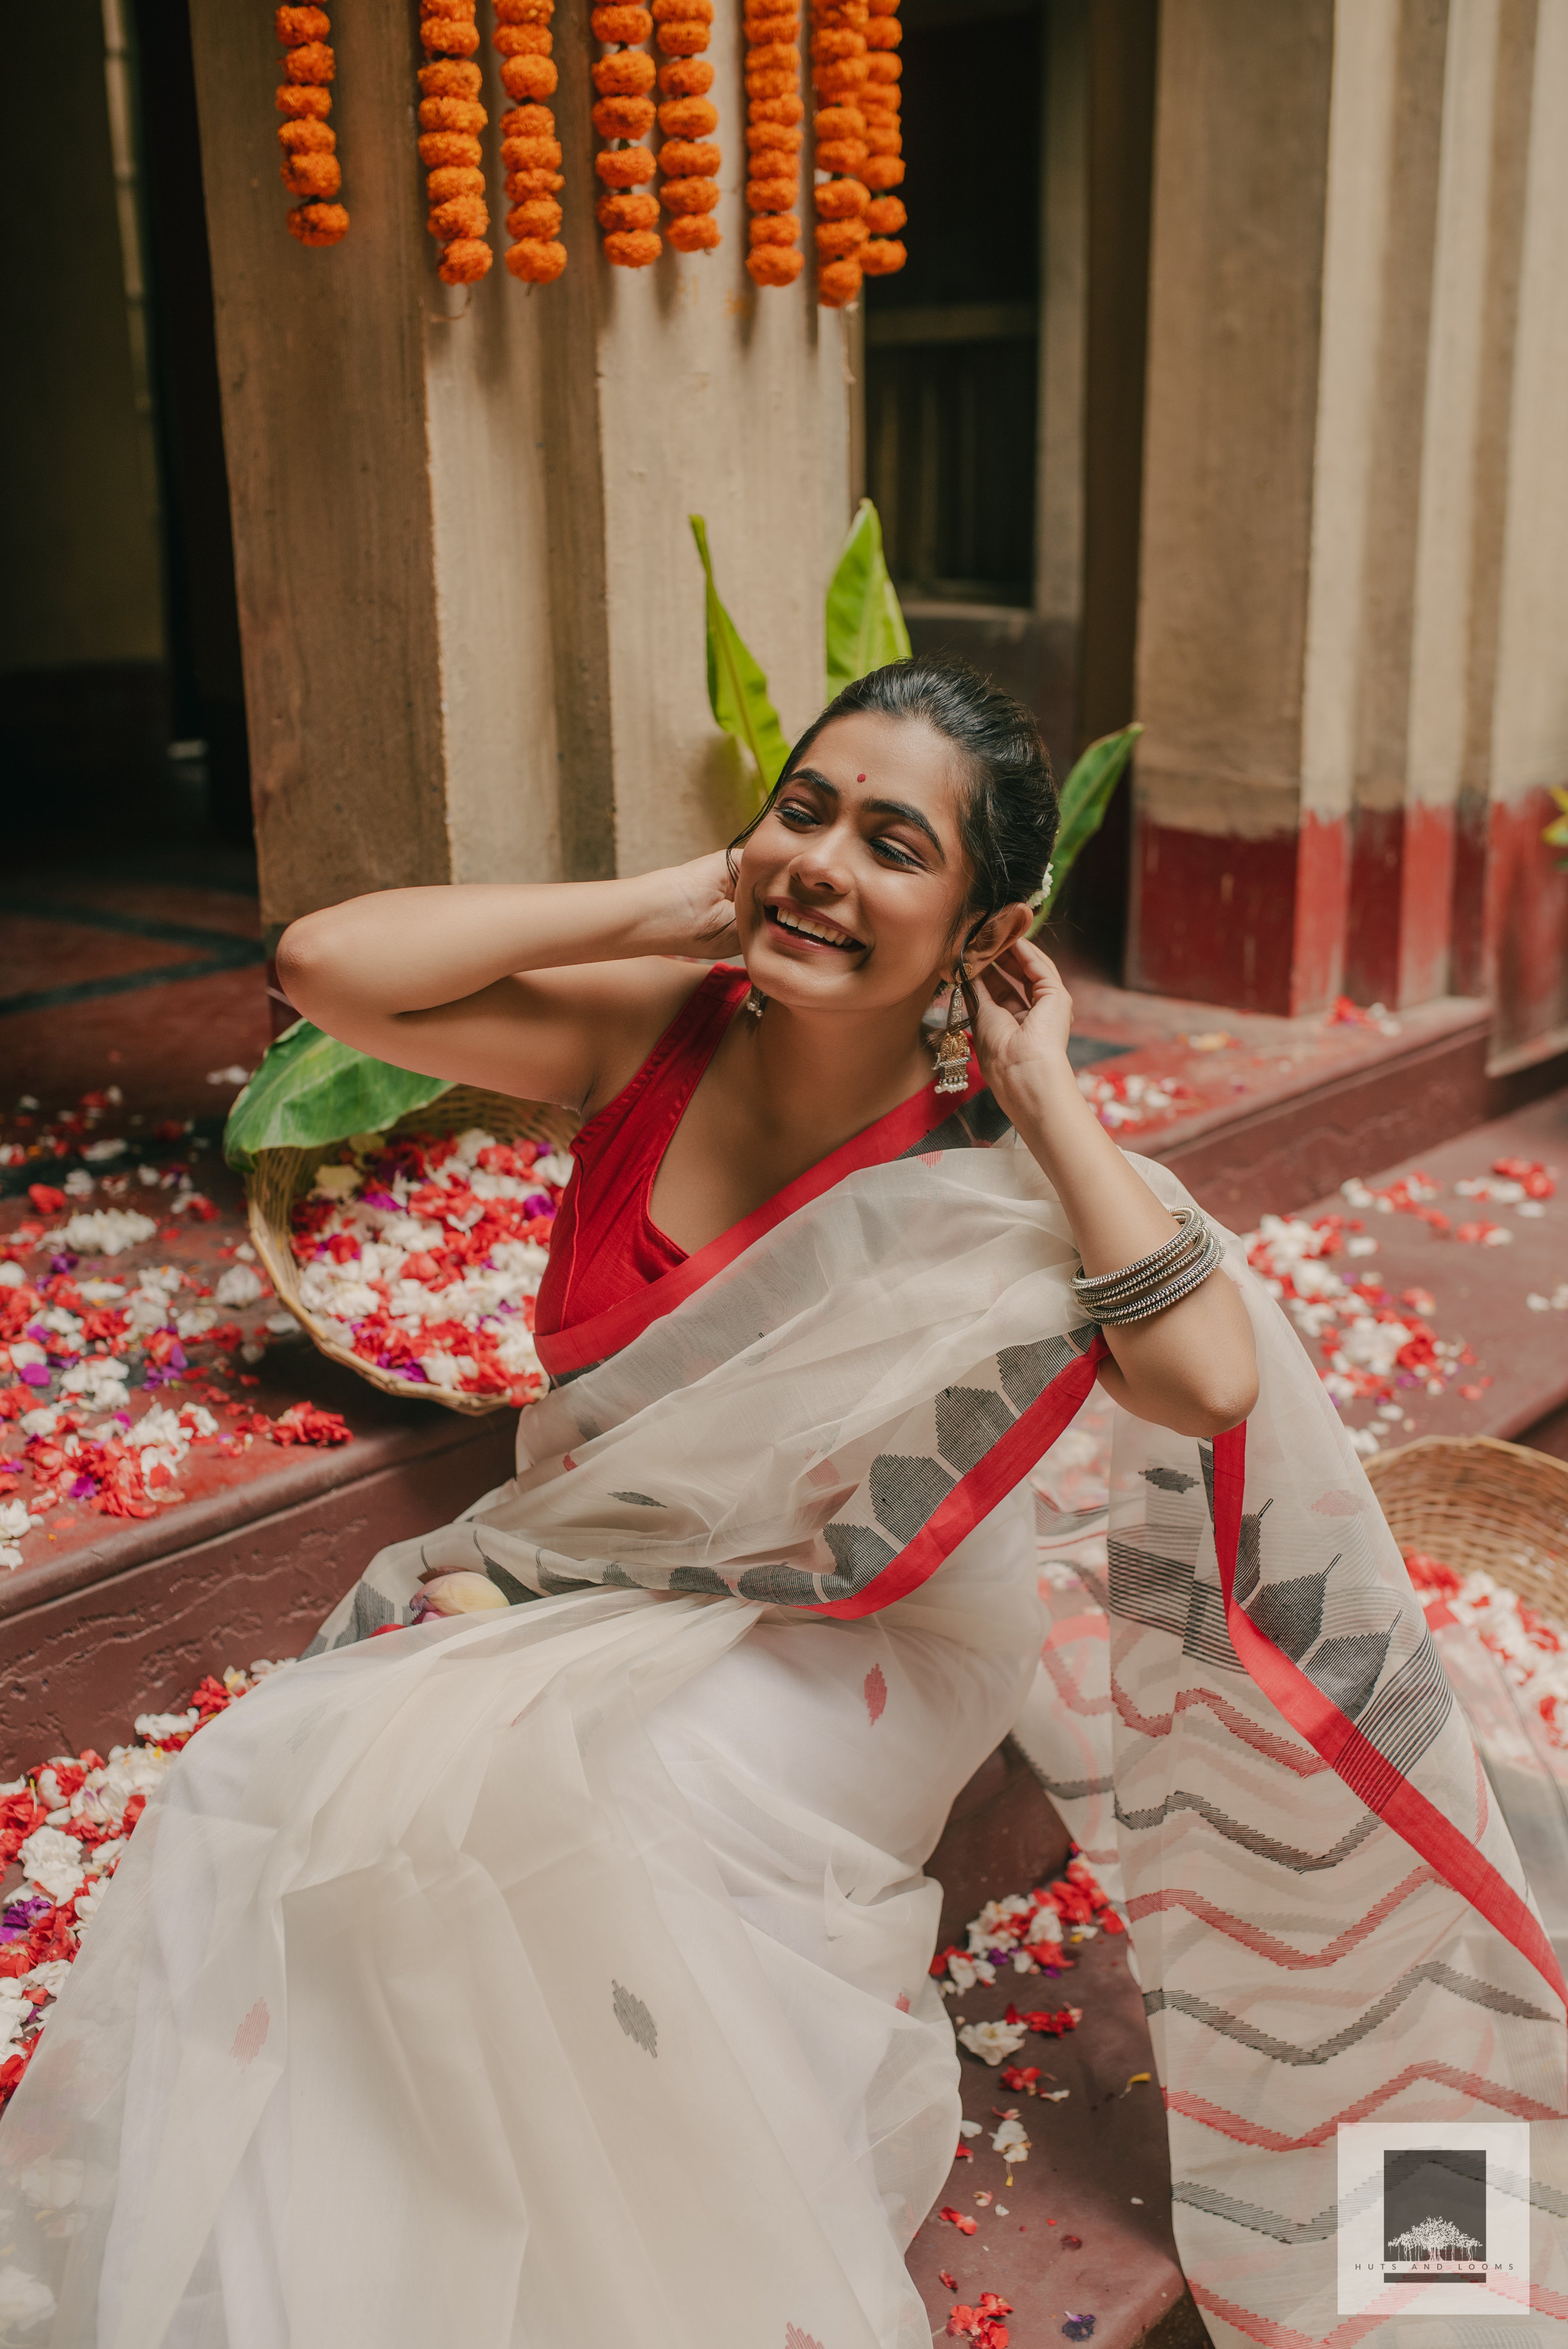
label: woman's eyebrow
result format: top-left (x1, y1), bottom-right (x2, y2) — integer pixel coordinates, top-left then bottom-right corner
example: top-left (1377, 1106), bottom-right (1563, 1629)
top-left (865, 798), bottom-right (944, 858)
top-left (782, 769), bottom-right (946, 858)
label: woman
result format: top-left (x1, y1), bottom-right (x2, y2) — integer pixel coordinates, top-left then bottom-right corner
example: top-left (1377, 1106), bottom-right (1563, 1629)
top-left (2, 662), bottom-right (1561, 2349)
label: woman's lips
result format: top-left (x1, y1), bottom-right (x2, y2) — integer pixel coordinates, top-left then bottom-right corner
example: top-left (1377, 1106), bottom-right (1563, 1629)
top-left (761, 903), bottom-right (865, 953)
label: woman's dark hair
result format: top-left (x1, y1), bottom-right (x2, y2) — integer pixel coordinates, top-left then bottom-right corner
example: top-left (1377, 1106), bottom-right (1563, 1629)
top-left (730, 654), bottom-right (1058, 951)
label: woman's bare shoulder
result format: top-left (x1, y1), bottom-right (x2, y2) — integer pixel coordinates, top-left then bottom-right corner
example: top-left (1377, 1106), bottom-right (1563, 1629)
top-left (531, 957), bottom-right (722, 1114)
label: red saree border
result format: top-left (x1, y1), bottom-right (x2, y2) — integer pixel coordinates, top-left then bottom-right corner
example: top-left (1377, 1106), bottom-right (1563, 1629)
top-left (818, 1383), bottom-right (1567, 2008)
top-left (1211, 1426), bottom-right (1568, 2011)
top-left (814, 1334), bottom-right (1110, 1621)
top-left (535, 1061), bottom-right (988, 1377)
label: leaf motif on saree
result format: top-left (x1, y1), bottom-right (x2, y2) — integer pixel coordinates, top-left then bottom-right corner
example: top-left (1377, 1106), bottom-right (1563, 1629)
top-left (611, 1981), bottom-right (658, 2058)
top-left (1245, 1570), bottom-right (1330, 1662)
top-left (995, 1333), bottom-right (1088, 1413)
top-left (1306, 1628), bottom-right (1396, 1721)
top-left (668, 1565), bottom-right (735, 1595)
top-left (812, 1528), bottom-right (894, 1598)
top-left (868, 1455), bottom-right (955, 1544)
top-left (934, 1386), bottom-right (1015, 1475)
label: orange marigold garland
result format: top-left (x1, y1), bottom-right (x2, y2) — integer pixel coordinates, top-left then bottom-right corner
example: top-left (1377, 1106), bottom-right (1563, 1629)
top-left (592, 0), bottom-right (660, 265)
top-left (654, 0), bottom-right (720, 253)
top-left (858, 0), bottom-right (905, 276)
top-left (743, 0), bottom-right (804, 286)
top-left (416, 0), bottom-right (493, 283)
top-left (808, 0), bottom-right (871, 305)
top-left (495, 0), bottom-right (567, 279)
top-left (274, 7), bottom-right (348, 246)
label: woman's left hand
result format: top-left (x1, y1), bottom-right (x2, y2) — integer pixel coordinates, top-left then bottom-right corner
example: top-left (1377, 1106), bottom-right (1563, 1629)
top-left (966, 937), bottom-right (1075, 1107)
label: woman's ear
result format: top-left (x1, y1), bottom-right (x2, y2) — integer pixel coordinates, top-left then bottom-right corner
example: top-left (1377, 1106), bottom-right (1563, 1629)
top-left (962, 903), bottom-right (1032, 975)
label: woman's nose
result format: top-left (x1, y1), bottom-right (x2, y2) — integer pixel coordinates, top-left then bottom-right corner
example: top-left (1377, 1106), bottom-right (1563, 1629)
top-left (791, 826), bottom-right (853, 892)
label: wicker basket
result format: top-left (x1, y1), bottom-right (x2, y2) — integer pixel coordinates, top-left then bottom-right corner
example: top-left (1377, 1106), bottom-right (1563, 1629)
top-left (246, 1085), bottom-right (579, 1415)
top-left (1366, 1435), bottom-right (1568, 1621)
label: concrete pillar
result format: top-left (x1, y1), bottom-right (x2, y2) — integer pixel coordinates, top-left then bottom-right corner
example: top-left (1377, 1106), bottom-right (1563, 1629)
top-left (1129, 0), bottom-right (1339, 1014)
top-left (1131, 0), bottom-right (1568, 1032)
top-left (1402, 0), bottom-right (1508, 1006)
top-left (189, 0), bottom-right (852, 943)
top-left (1338, 0), bottom-right (1449, 1009)
top-left (1481, 0), bottom-right (1568, 1064)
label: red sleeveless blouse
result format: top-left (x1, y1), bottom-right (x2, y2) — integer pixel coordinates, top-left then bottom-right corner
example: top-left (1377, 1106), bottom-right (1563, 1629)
top-left (532, 965), bottom-right (990, 1379)
top-left (533, 967), bottom-right (750, 1347)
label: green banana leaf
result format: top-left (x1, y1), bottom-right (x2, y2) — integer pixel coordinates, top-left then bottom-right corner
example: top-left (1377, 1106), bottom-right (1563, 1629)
top-left (824, 497), bottom-right (911, 696)
top-left (690, 515), bottom-right (791, 809)
top-left (224, 1019), bottom-right (453, 1170)
top-left (1029, 723), bottom-right (1142, 933)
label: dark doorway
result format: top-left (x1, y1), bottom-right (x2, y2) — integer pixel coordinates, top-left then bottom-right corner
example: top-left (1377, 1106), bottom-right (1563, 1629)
top-left (862, 0), bottom-right (1158, 983)
top-left (864, 0), bottom-right (1042, 609)
top-left (1, 0), bottom-right (251, 871)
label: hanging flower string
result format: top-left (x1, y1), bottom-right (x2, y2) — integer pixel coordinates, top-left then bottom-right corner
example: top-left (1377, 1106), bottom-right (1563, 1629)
top-left (274, 7), bottom-right (348, 247)
top-left (744, 0), bottom-right (804, 287)
top-left (859, 0), bottom-right (905, 275)
top-left (416, 0), bottom-right (493, 284)
top-left (495, 0), bottom-right (567, 279)
top-left (592, 0), bottom-right (660, 266)
top-left (654, 0), bottom-right (721, 253)
top-left (809, 0), bottom-right (871, 307)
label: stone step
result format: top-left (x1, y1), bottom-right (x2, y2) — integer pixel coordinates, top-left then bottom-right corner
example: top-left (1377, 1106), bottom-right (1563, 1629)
top-left (1053, 961), bottom-right (1495, 1232)
top-left (1276, 1085), bottom-right (1568, 1468)
top-left (916, 1746), bottom-right (1207, 2349)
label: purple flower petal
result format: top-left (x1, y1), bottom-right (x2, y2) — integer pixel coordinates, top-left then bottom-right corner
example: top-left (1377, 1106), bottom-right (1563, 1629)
top-left (69, 1475), bottom-right (98, 1500)
top-left (20, 1365), bottom-right (51, 1388)
top-left (49, 1254), bottom-right (78, 1274)
top-left (362, 1189), bottom-right (398, 1210)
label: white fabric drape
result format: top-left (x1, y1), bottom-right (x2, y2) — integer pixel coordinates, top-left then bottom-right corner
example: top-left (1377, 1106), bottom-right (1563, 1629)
top-left (1, 1140), bottom-right (1562, 2347)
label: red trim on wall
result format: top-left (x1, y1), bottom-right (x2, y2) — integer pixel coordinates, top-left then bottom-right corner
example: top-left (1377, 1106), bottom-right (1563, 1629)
top-left (1481, 788), bottom-right (1568, 1056)
top-left (1211, 1425), bottom-right (1567, 2009)
top-left (1397, 799), bottom-right (1456, 1008)
top-left (1131, 808), bottom-right (1352, 1018)
top-left (1288, 808), bottom-right (1349, 1014)
top-left (1344, 801), bottom-right (1456, 1010)
top-left (814, 1337), bottom-right (1109, 1620)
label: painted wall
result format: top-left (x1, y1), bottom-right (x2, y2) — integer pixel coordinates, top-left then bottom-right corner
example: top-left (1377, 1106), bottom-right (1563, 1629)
top-left (1130, 0), bottom-right (1568, 1061)
top-left (187, 0), bottom-right (850, 937)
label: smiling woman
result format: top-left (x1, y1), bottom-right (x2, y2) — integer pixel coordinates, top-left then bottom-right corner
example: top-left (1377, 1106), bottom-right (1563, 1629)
top-left (19, 660), bottom-right (1554, 2349)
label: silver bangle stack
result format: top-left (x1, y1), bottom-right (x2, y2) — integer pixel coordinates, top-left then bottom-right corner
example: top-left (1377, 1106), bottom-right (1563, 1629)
top-left (1070, 1206), bottom-right (1223, 1326)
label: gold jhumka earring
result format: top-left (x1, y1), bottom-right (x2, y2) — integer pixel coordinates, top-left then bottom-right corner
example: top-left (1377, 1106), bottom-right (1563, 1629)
top-left (931, 962), bottom-right (971, 1095)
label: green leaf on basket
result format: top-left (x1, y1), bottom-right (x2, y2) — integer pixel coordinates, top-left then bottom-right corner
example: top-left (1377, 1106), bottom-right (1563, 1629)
top-left (825, 497), bottom-right (911, 698)
top-left (1029, 724), bottom-right (1143, 933)
top-left (690, 514), bottom-right (792, 809)
top-left (223, 1021), bottom-right (453, 1170)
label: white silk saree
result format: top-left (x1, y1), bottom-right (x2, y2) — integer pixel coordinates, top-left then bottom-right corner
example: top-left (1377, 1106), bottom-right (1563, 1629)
top-left (1, 1090), bottom-right (1564, 2349)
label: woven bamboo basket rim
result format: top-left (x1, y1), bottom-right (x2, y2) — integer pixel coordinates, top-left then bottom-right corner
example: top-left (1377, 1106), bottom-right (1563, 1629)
top-left (1365, 1434), bottom-right (1568, 1622)
top-left (246, 1085), bottom-right (579, 1416)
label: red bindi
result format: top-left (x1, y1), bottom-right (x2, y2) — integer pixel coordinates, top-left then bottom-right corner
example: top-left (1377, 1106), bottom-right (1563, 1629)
top-left (856, 772), bottom-right (866, 781)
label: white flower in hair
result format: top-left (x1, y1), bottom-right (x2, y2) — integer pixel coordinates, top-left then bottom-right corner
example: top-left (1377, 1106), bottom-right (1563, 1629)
top-left (1026, 861), bottom-right (1055, 911)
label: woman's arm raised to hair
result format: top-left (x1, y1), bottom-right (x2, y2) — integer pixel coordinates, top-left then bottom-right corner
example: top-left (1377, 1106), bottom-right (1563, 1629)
top-left (969, 937), bottom-right (1259, 1440)
top-left (275, 858), bottom-right (740, 1113)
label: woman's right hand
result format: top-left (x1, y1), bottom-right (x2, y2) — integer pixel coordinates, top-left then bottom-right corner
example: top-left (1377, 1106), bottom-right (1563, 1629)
top-left (659, 850), bottom-right (743, 963)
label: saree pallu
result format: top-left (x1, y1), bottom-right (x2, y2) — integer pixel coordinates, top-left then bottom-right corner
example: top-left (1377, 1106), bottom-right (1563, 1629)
top-left (1, 1135), bottom-right (1564, 2348)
